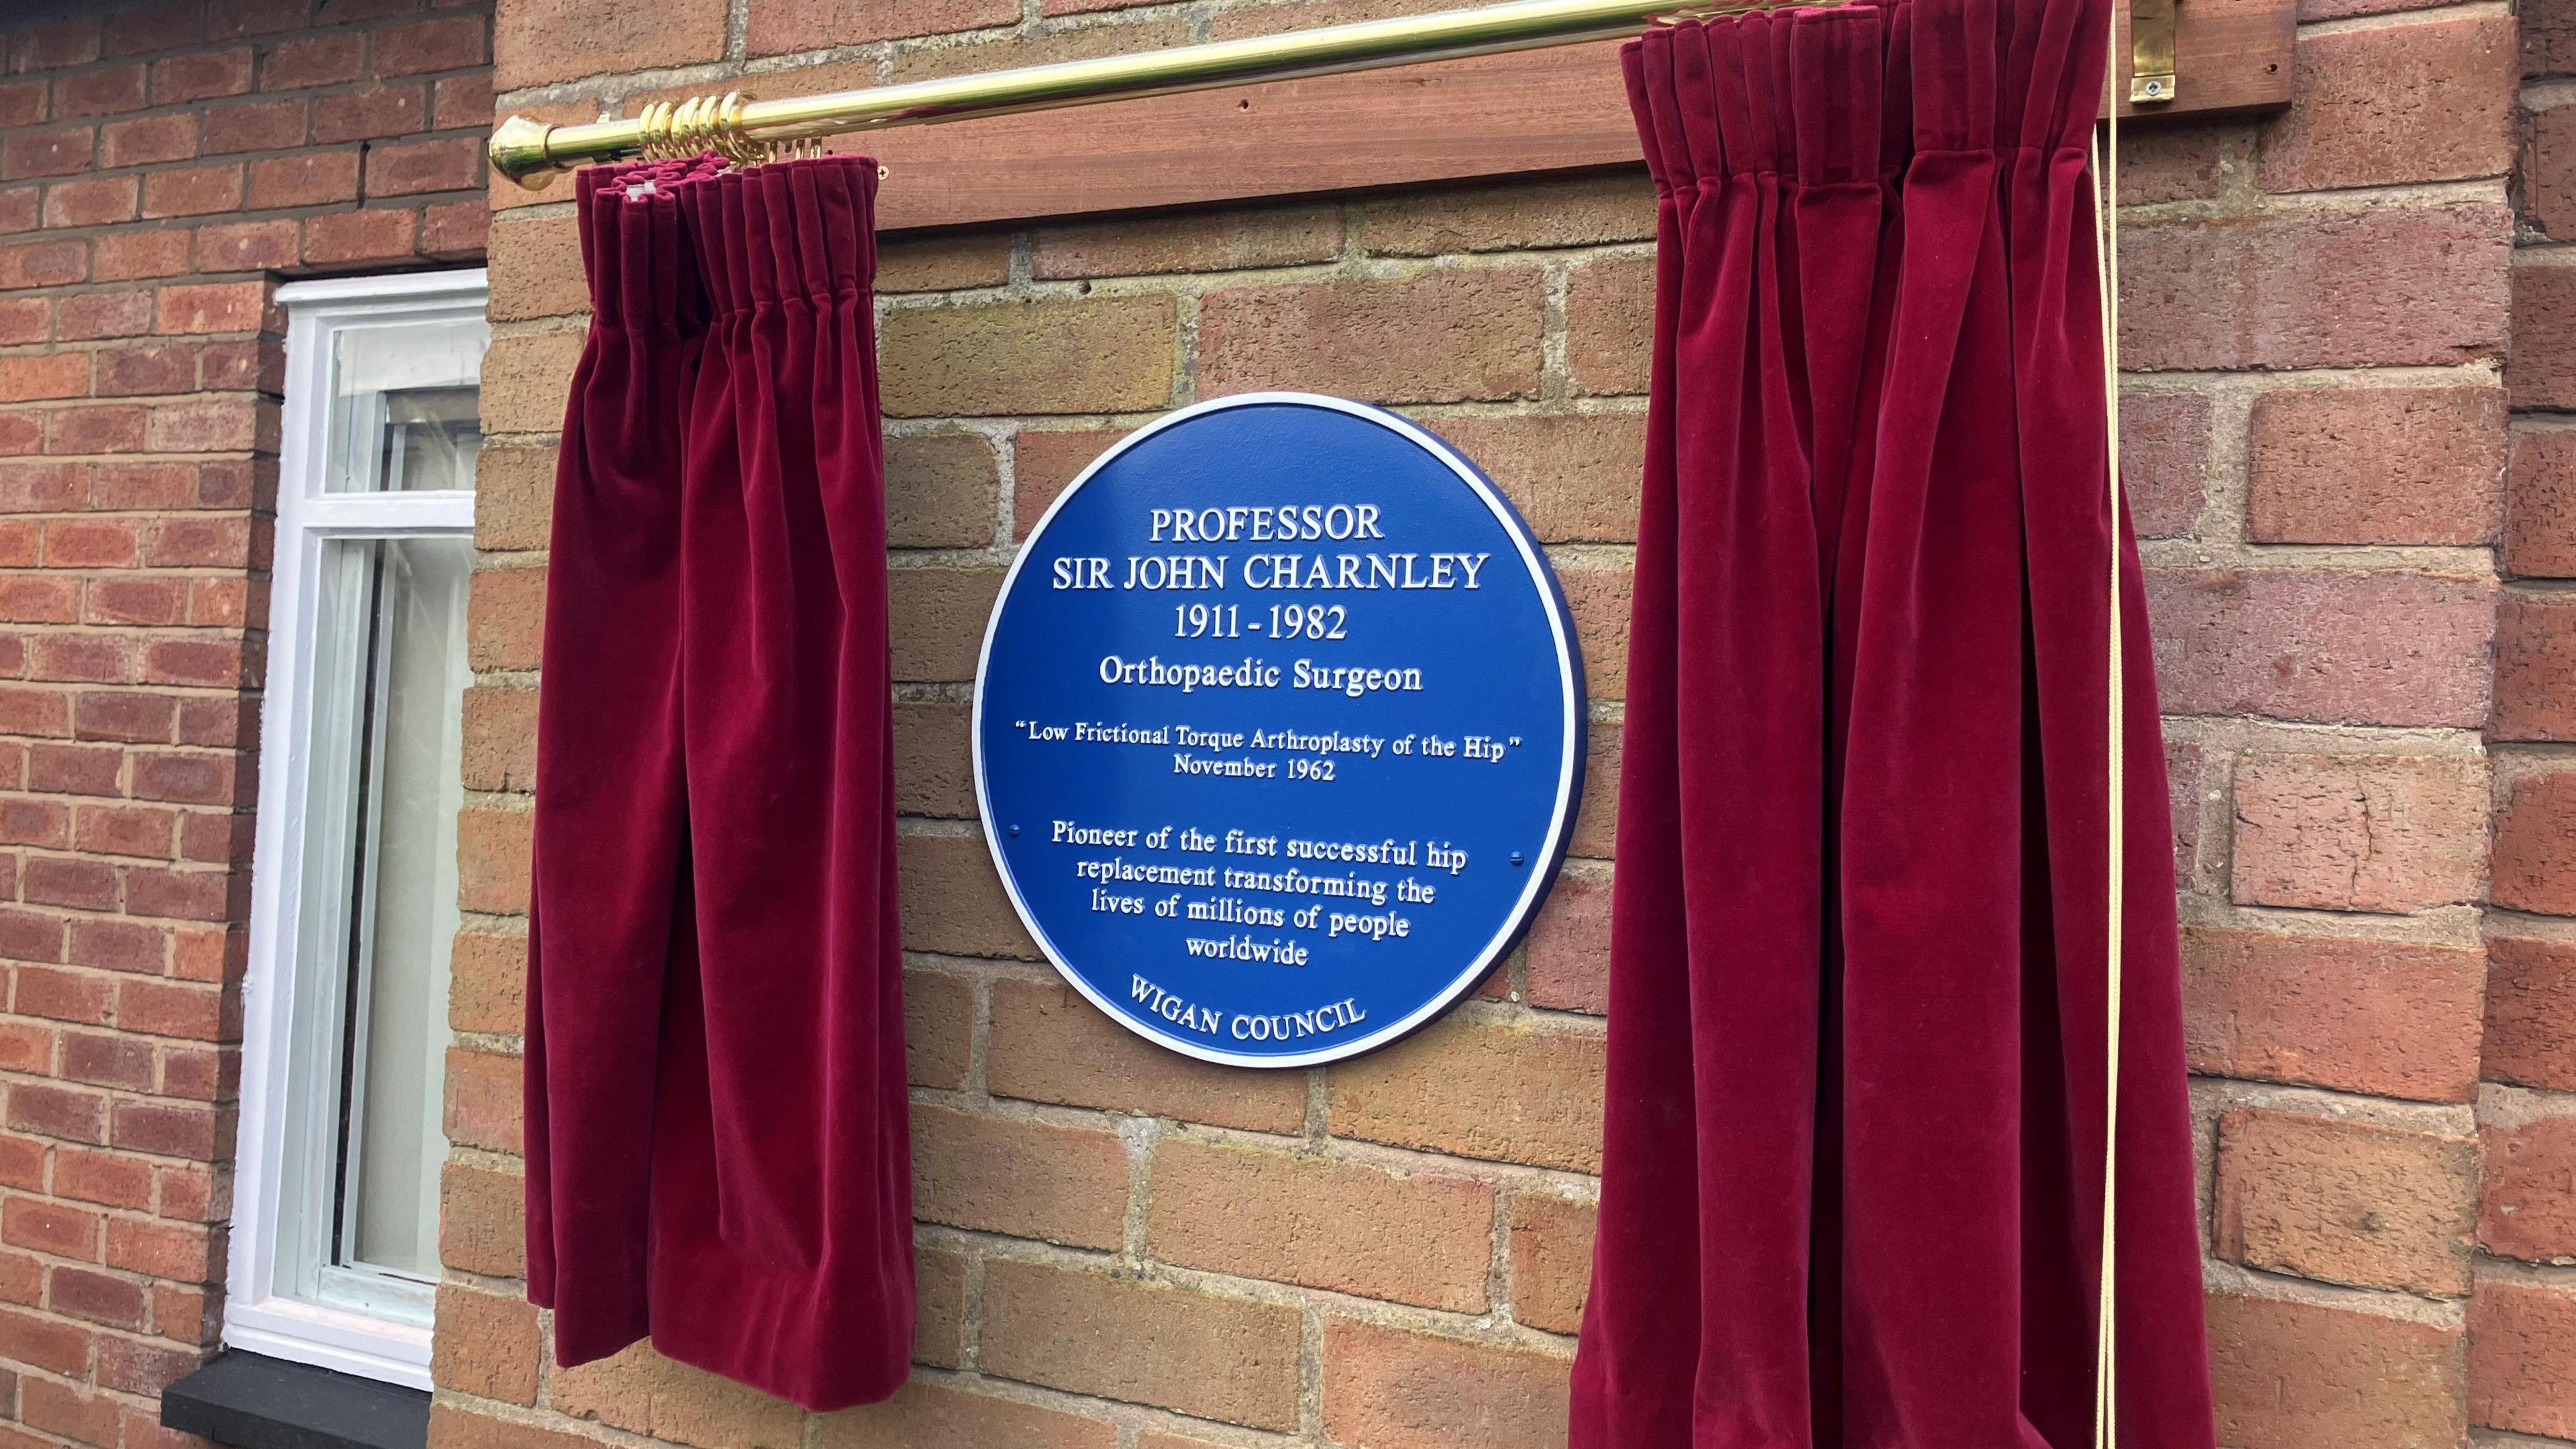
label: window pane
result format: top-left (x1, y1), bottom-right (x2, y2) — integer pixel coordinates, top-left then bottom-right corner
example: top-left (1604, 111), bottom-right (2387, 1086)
top-left (326, 317), bottom-right (487, 493)
top-left (302, 536), bottom-right (473, 1285)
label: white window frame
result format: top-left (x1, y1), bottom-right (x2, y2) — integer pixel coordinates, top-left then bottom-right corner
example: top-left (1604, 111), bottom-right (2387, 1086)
top-left (227, 268), bottom-right (488, 1389)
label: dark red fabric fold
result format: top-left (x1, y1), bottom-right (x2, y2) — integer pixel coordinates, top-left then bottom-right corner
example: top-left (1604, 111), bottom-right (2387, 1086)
top-left (1573, 0), bottom-right (2214, 1443)
top-left (526, 153), bottom-right (912, 1412)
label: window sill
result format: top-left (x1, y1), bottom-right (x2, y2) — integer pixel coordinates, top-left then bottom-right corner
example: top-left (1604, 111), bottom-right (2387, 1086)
top-left (161, 1351), bottom-right (429, 1449)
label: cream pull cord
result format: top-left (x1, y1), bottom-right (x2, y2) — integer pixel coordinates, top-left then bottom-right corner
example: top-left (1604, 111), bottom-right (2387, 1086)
top-left (2089, 13), bottom-right (2126, 1447)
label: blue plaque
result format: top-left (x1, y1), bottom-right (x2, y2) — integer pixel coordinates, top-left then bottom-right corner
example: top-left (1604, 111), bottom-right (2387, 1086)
top-left (973, 393), bottom-right (1587, 1066)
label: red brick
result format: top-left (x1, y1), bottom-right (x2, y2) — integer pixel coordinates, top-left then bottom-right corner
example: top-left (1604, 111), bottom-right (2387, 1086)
top-left (1011, 427), bottom-right (1128, 539)
top-left (887, 568), bottom-right (998, 682)
top-left (419, 198), bottom-right (486, 258)
top-left (2481, 1108), bottom-right (2576, 1263)
top-left (192, 218), bottom-right (297, 274)
top-left (2182, 928), bottom-right (2484, 1102)
top-left (2496, 768), bottom-right (2576, 915)
top-left (2229, 753), bottom-right (2485, 913)
top-left (303, 207), bottom-right (415, 265)
top-left (21, 1374), bottom-right (121, 1442)
top-left (1323, 1319), bottom-right (1570, 1449)
top-left (140, 164), bottom-right (244, 220)
top-left (372, 15), bottom-right (486, 75)
top-left (747, 0), bottom-right (1013, 54)
top-left (1328, 1014), bottom-right (1605, 1172)
top-left (17, 17), bottom-right (101, 68)
top-left (103, 1), bottom-right (207, 56)
top-left (0, 1306), bottom-right (87, 1375)
top-left (431, 1283), bottom-right (542, 1407)
top-left (2207, 1290), bottom-right (2464, 1448)
top-left (91, 228), bottom-right (184, 281)
top-left (985, 976), bottom-right (1306, 1131)
top-left (111, 1099), bottom-right (216, 1157)
top-left (2498, 590), bottom-right (2576, 741)
top-left (28, 858), bottom-right (117, 912)
top-left (816, 1381), bottom-right (1116, 1449)
top-left (2123, 205), bottom-right (2510, 372)
top-left (1523, 865), bottom-right (1609, 1013)
top-left (0, 354), bottom-right (91, 402)
top-left (2257, 14), bottom-right (2514, 192)
top-left (2119, 390), bottom-right (2210, 539)
top-left (431, 72), bottom-right (491, 131)
top-left (0, 83), bottom-right (42, 131)
top-left (0, 298), bottom-right (47, 346)
top-left (2245, 385), bottom-right (2504, 545)
top-left (155, 281), bottom-right (264, 335)
top-left (2511, 426), bottom-right (2576, 578)
top-left (0, 239), bottom-right (88, 290)
top-left (441, 1046), bottom-right (520, 1154)
top-left (364, 134), bottom-right (481, 197)
top-left (979, 1259), bottom-right (1301, 1430)
top-left (3, 127), bottom-right (97, 182)
top-left (199, 96), bottom-right (305, 156)
top-left (2215, 1110), bottom-right (2478, 1295)
top-left (260, 32), bottom-right (362, 89)
top-left (1200, 270), bottom-right (1546, 405)
top-left (3, 1196), bottom-right (99, 1256)
top-left (53, 65), bottom-right (147, 121)
top-left (245, 150), bottom-right (358, 209)
top-left (879, 295), bottom-right (1173, 419)
top-left (56, 292), bottom-right (148, 341)
top-left (495, 0), bottom-right (726, 87)
top-left (97, 1333), bottom-right (197, 1396)
top-left (910, 1103), bottom-right (1126, 1248)
top-left (2145, 570), bottom-right (2492, 727)
top-left (146, 395), bottom-right (263, 451)
top-left (438, 1161), bottom-right (523, 1277)
top-left (48, 1265), bottom-right (143, 1328)
top-left (105, 1216), bottom-right (213, 1278)
top-left (93, 343), bottom-right (191, 397)
top-left (313, 83), bottom-right (423, 144)
top-left (1565, 252), bottom-right (1650, 395)
top-left (2471, 1279), bottom-right (2576, 1438)
top-left (151, 48), bottom-right (252, 103)
top-left (2486, 934), bottom-right (2576, 1092)
top-left (9, 1082), bottom-right (106, 1142)
top-left (97, 114), bottom-right (195, 169)
top-left (1148, 1137), bottom-right (1495, 1311)
top-left (41, 176), bottom-right (137, 229)
top-left (52, 1150), bottom-right (150, 1211)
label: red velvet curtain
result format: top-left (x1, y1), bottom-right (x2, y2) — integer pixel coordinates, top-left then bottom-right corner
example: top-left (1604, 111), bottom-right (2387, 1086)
top-left (1569, 0), bottom-right (2214, 1444)
top-left (523, 153), bottom-right (912, 1412)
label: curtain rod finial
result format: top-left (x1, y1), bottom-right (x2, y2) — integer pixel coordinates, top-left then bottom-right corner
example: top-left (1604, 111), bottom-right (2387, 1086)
top-left (490, 115), bottom-right (564, 189)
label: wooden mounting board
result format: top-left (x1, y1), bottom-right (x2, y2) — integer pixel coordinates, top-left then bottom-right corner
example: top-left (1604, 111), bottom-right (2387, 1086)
top-left (869, 0), bottom-right (2292, 234)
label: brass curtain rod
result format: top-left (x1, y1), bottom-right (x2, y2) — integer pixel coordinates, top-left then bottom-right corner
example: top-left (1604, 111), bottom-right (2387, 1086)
top-left (488, 0), bottom-right (1839, 188)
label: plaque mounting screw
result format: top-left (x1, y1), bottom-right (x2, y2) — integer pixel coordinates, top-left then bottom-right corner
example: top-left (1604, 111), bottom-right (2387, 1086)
top-left (1510, 851), bottom-right (1525, 866)
top-left (1008, 824), bottom-right (1020, 837)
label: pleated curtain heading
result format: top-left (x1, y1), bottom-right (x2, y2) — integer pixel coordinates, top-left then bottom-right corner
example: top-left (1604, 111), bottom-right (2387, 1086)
top-left (524, 154), bottom-right (914, 1413)
top-left (1570, 0), bottom-right (2217, 1444)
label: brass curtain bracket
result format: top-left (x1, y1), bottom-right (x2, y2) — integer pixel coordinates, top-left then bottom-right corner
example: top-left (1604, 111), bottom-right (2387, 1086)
top-left (2129, 0), bottom-right (2177, 103)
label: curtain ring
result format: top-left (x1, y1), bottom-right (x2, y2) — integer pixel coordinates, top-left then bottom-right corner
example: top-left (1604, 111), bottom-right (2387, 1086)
top-left (711, 91), bottom-right (773, 168)
top-left (635, 100), bottom-right (674, 161)
top-left (672, 94), bottom-right (714, 158)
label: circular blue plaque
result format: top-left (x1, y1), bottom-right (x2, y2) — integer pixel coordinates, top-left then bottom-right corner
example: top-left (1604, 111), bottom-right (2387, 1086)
top-left (973, 393), bottom-right (1587, 1067)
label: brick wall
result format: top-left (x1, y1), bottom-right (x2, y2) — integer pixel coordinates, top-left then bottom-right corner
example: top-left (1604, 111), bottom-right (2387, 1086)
top-left (0, 1), bottom-right (491, 1444)
top-left (2475, 1), bottom-right (2576, 1438)
top-left (448, 5), bottom-right (2560, 1449)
